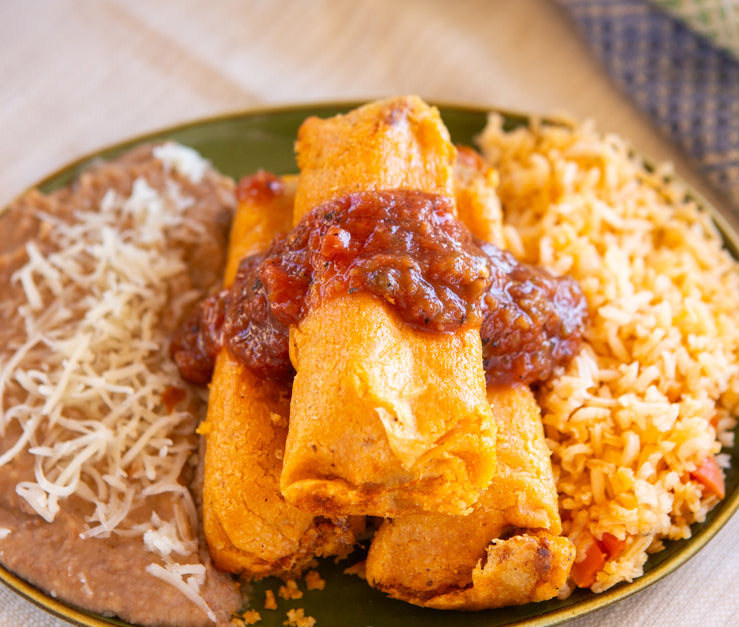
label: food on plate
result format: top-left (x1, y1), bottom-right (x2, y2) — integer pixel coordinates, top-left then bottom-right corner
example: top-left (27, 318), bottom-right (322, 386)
top-left (189, 171), bottom-right (361, 577)
top-left (173, 97), bottom-right (586, 612)
top-left (281, 96), bottom-right (498, 517)
top-left (477, 114), bottom-right (739, 592)
top-left (171, 98), bottom-right (739, 608)
top-left (0, 96), bottom-right (737, 627)
top-left (0, 145), bottom-right (240, 626)
top-left (366, 384), bottom-right (575, 609)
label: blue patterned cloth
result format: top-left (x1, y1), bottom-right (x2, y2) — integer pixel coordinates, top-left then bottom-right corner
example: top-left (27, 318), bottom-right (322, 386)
top-left (559, 0), bottom-right (739, 209)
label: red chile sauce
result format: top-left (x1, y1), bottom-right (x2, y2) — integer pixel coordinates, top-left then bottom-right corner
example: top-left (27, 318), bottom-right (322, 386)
top-left (478, 243), bottom-right (588, 385)
top-left (171, 183), bottom-right (588, 386)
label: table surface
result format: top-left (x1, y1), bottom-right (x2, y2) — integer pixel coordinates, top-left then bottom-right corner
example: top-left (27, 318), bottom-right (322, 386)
top-left (0, 1), bottom-right (737, 626)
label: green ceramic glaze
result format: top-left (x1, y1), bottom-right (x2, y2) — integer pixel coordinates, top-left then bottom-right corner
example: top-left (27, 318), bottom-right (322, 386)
top-left (2, 103), bottom-right (738, 627)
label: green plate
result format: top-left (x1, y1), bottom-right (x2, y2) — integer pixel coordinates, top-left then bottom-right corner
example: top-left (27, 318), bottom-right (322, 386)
top-left (1, 103), bottom-right (738, 627)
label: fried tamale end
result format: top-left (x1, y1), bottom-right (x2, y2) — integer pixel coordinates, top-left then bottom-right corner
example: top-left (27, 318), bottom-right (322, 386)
top-left (366, 385), bottom-right (573, 608)
top-left (203, 353), bottom-right (305, 576)
top-left (282, 294), bottom-right (495, 517)
top-left (224, 173), bottom-right (298, 286)
top-left (453, 145), bottom-right (505, 248)
top-left (423, 532), bottom-right (575, 610)
top-left (293, 96), bottom-right (456, 222)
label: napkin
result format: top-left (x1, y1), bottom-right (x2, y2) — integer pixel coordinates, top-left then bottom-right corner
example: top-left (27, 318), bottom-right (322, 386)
top-left (559, 0), bottom-right (739, 210)
top-left (653, 0), bottom-right (739, 59)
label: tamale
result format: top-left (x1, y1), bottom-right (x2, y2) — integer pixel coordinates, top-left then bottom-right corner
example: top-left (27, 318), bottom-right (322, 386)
top-left (365, 385), bottom-right (575, 609)
top-left (280, 96), bottom-right (496, 517)
top-left (453, 145), bottom-right (505, 248)
top-left (202, 173), bottom-right (359, 577)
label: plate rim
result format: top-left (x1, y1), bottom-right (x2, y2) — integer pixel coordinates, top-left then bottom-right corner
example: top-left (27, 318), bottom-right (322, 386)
top-left (1, 100), bottom-right (738, 627)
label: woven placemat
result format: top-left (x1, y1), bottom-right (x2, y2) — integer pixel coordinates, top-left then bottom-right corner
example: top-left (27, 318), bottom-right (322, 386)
top-left (560, 0), bottom-right (739, 210)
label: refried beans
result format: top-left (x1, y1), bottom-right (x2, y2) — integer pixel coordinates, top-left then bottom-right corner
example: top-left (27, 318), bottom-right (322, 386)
top-left (0, 145), bottom-right (240, 627)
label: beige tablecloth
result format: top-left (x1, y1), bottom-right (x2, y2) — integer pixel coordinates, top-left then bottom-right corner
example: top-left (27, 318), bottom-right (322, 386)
top-left (0, 1), bottom-right (737, 626)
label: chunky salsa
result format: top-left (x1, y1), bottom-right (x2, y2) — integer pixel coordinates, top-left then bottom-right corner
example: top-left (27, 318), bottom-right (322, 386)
top-left (171, 184), bottom-right (588, 385)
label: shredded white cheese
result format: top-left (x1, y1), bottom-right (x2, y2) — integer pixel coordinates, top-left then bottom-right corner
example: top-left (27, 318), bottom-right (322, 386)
top-left (143, 512), bottom-right (197, 557)
top-left (146, 562), bottom-right (216, 623)
top-left (153, 142), bottom-right (209, 184)
top-left (0, 144), bottom-right (223, 621)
